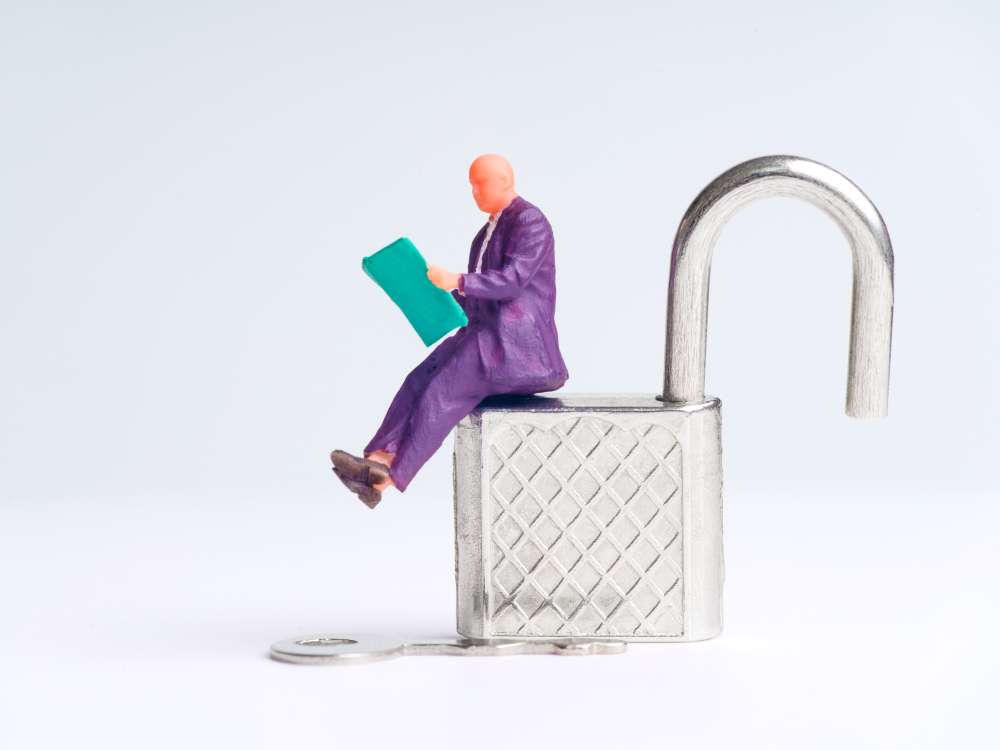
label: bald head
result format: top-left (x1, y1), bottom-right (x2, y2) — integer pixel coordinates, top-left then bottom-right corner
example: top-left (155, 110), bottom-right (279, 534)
top-left (469, 154), bottom-right (517, 215)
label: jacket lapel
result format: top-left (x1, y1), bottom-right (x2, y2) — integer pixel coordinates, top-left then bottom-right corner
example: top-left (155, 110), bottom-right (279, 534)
top-left (468, 224), bottom-right (488, 273)
top-left (483, 196), bottom-right (523, 271)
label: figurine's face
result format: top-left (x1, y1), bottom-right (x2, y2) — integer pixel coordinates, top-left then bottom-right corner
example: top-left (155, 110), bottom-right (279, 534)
top-left (470, 171), bottom-right (510, 214)
top-left (469, 155), bottom-right (516, 215)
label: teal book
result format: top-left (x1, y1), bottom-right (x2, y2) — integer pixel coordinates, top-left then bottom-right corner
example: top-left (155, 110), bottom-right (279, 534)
top-left (362, 238), bottom-right (469, 347)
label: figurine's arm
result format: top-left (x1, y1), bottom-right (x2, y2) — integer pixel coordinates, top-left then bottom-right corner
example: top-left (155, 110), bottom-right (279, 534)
top-left (460, 208), bottom-right (552, 301)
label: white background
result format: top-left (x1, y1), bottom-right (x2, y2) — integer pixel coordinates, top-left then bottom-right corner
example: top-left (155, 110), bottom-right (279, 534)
top-left (1, 1), bottom-right (997, 747)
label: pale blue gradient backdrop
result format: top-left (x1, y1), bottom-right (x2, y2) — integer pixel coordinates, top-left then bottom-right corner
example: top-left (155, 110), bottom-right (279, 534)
top-left (1, 1), bottom-right (997, 501)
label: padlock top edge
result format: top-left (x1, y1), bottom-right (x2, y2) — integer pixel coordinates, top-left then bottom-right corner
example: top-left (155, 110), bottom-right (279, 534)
top-left (472, 393), bottom-right (720, 415)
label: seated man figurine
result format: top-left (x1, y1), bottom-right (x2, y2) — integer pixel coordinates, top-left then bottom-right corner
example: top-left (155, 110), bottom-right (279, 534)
top-left (331, 154), bottom-right (568, 508)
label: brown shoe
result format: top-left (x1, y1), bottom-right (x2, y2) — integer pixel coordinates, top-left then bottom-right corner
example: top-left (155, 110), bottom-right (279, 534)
top-left (333, 467), bottom-right (382, 509)
top-left (330, 450), bottom-right (392, 486)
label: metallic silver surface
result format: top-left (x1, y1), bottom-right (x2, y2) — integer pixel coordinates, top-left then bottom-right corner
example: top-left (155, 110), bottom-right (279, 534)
top-left (269, 633), bottom-right (405, 666)
top-left (455, 394), bottom-right (723, 642)
top-left (663, 155), bottom-right (894, 419)
top-left (404, 638), bottom-right (626, 657)
top-left (269, 632), bottom-right (625, 665)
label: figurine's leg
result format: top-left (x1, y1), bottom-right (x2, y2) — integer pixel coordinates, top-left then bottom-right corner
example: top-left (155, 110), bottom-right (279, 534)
top-left (364, 331), bottom-right (466, 457)
top-left (384, 335), bottom-right (499, 492)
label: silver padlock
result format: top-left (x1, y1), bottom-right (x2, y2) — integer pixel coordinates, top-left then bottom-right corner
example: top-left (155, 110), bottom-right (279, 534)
top-left (452, 155), bottom-right (894, 643)
top-left (270, 155), bottom-right (894, 663)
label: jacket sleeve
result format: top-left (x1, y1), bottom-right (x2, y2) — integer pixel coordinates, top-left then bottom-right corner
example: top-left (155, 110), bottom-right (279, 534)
top-left (450, 289), bottom-right (466, 312)
top-left (461, 207), bottom-right (552, 302)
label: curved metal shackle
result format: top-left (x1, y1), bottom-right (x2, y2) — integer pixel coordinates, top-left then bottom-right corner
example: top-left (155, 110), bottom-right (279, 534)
top-left (662, 155), bottom-right (894, 419)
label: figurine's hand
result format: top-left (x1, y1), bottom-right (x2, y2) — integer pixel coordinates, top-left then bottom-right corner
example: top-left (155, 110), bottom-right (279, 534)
top-left (427, 265), bottom-right (461, 292)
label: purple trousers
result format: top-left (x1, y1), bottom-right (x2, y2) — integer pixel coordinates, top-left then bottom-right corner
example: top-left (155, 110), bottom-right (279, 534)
top-left (365, 328), bottom-right (529, 492)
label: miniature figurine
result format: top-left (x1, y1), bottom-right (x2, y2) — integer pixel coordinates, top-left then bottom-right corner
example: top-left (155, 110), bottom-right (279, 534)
top-left (331, 154), bottom-right (569, 508)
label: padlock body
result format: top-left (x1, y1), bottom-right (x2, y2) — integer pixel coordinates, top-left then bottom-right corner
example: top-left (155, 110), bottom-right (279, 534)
top-left (454, 394), bottom-right (723, 642)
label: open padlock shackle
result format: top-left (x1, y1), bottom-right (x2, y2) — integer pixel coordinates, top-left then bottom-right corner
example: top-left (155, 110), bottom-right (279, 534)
top-left (663, 155), bottom-right (895, 419)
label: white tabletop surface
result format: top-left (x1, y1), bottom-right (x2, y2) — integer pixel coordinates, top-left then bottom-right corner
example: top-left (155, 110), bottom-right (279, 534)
top-left (2, 487), bottom-right (995, 748)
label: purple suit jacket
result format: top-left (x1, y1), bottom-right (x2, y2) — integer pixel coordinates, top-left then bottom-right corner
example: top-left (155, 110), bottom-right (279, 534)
top-left (455, 196), bottom-right (568, 390)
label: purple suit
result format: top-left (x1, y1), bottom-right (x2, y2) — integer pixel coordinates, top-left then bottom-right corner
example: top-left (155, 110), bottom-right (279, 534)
top-left (365, 197), bottom-right (568, 491)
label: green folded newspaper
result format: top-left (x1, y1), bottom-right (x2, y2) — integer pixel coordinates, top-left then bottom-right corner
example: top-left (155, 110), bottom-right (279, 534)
top-left (362, 237), bottom-right (468, 347)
